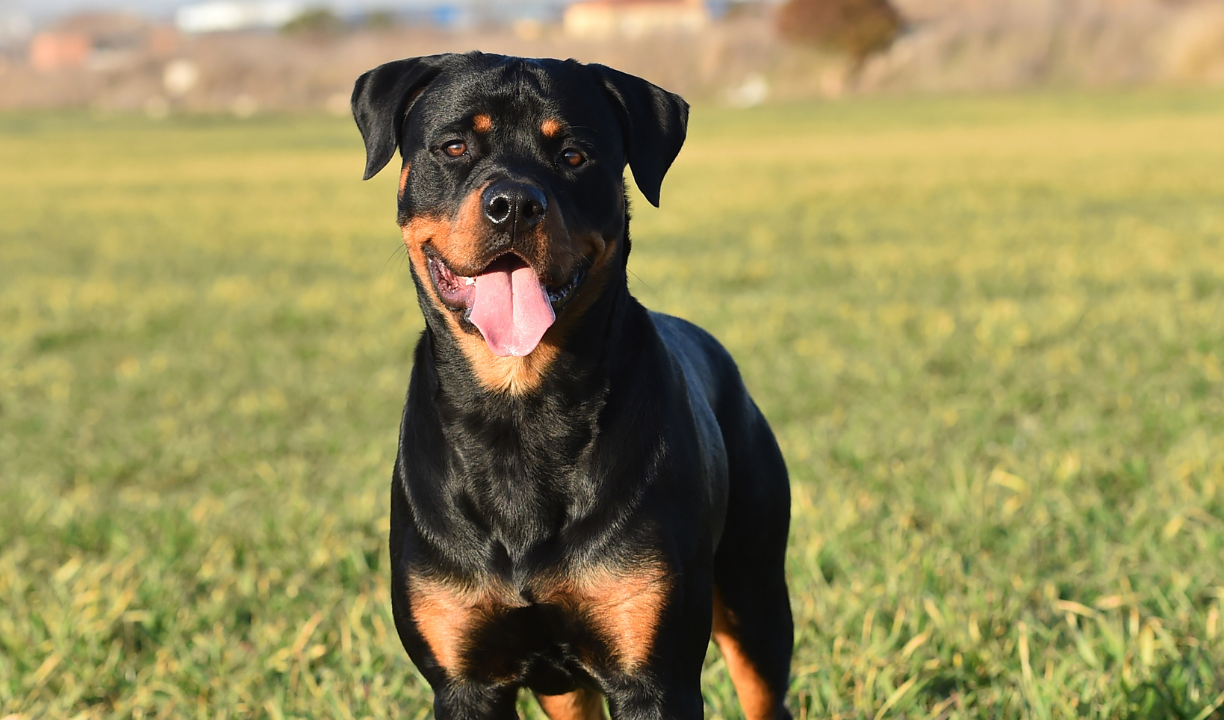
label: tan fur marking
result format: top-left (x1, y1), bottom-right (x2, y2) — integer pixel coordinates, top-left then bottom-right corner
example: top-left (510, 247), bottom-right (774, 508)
top-left (473, 114), bottom-right (493, 133)
top-left (398, 163), bottom-right (411, 199)
top-left (712, 589), bottom-right (777, 720)
top-left (408, 561), bottom-right (667, 679)
top-left (545, 562), bottom-right (671, 672)
top-left (409, 579), bottom-right (478, 674)
top-left (409, 576), bottom-right (524, 676)
top-left (541, 118), bottom-right (562, 137)
top-left (461, 336), bottom-right (562, 395)
top-left (401, 187), bottom-right (488, 272)
top-left (537, 689), bottom-right (606, 720)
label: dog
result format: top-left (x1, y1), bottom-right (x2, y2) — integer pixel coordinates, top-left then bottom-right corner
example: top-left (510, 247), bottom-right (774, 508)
top-left (351, 52), bottom-right (793, 720)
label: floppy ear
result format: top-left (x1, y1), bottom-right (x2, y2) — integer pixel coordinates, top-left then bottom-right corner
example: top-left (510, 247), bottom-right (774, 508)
top-left (588, 64), bottom-right (689, 207)
top-left (351, 54), bottom-right (453, 181)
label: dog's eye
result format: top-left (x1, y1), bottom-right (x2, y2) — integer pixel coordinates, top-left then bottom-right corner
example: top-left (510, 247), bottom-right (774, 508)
top-left (443, 141), bottom-right (467, 158)
top-left (561, 149), bottom-right (585, 168)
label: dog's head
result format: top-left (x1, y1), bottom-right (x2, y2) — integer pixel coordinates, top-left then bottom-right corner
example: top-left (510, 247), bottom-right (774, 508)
top-left (352, 53), bottom-right (688, 393)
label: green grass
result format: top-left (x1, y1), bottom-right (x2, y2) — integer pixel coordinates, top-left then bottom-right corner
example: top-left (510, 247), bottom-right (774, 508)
top-left (2, 88), bottom-right (1224, 719)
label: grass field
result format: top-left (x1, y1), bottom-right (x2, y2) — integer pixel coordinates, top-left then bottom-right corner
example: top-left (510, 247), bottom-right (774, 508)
top-left (2, 88), bottom-right (1224, 719)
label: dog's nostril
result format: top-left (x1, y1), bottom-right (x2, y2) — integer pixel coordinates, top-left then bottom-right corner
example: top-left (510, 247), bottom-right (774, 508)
top-left (520, 188), bottom-right (547, 227)
top-left (488, 197), bottom-right (511, 224)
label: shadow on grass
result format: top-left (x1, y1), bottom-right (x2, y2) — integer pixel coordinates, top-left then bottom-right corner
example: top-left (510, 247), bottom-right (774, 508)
top-left (1124, 648), bottom-right (1224, 720)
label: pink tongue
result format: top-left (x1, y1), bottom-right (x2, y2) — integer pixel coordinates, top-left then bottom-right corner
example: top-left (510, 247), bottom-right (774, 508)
top-left (469, 261), bottom-right (556, 357)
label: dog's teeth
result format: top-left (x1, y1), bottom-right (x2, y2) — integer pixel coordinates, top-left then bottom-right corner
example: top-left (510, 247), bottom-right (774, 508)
top-left (464, 277), bottom-right (475, 286)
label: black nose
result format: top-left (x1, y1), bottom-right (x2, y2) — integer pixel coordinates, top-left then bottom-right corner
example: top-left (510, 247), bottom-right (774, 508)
top-left (482, 180), bottom-right (548, 231)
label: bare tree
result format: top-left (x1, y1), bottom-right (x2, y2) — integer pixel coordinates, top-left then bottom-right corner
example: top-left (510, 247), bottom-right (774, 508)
top-left (777, 0), bottom-right (903, 70)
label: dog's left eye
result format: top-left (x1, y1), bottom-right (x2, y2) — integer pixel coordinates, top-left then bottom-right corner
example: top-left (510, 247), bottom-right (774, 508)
top-left (443, 141), bottom-right (467, 157)
top-left (560, 149), bottom-right (585, 168)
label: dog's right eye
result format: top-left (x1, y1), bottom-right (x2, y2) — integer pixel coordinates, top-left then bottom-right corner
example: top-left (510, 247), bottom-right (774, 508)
top-left (560, 149), bottom-right (585, 168)
top-left (442, 141), bottom-right (467, 158)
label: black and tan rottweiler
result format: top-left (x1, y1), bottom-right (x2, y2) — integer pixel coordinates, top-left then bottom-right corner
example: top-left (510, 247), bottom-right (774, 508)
top-left (351, 52), bottom-right (793, 720)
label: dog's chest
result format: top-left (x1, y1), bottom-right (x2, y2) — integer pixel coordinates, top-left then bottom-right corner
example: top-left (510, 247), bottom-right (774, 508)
top-left (408, 561), bottom-right (671, 683)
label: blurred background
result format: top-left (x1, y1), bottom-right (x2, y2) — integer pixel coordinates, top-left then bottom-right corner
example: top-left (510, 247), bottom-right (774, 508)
top-left (2, 0), bottom-right (1223, 113)
top-left (3, 1), bottom-right (1224, 718)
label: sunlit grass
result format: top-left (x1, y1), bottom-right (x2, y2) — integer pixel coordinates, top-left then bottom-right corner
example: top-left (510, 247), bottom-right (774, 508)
top-left (2, 88), bottom-right (1224, 718)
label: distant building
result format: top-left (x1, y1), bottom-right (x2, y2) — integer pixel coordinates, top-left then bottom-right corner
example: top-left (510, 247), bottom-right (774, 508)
top-left (28, 32), bottom-right (90, 71)
top-left (563, 0), bottom-right (710, 39)
top-left (28, 13), bottom-right (178, 71)
top-left (175, 1), bottom-right (303, 33)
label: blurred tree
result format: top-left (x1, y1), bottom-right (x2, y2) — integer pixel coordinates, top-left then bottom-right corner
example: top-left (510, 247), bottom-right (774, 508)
top-left (777, 0), bottom-right (902, 67)
top-left (364, 10), bottom-right (396, 30)
top-left (282, 7), bottom-right (345, 35)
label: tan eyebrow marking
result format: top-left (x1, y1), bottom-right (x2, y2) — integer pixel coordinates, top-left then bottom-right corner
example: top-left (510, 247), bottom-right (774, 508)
top-left (473, 114), bottom-right (493, 133)
top-left (541, 118), bottom-right (562, 138)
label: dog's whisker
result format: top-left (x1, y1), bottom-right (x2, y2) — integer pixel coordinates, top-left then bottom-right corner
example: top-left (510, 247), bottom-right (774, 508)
top-left (628, 268), bottom-right (655, 294)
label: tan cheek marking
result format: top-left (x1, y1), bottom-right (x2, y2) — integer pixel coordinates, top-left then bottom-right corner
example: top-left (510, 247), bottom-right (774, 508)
top-left (400, 190), bottom-right (487, 274)
top-left (398, 162), bottom-right (411, 199)
top-left (473, 114), bottom-right (493, 133)
top-left (529, 193), bottom-right (616, 334)
top-left (711, 588), bottom-right (777, 720)
top-left (541, 232), bottom-right (614, 334)
top-left (458, 189), bottom-right (489, 267)
top-left (437, 188), bottom-right (489, 271)
top-left (537, 689), bottom-right (606, 720)
top-left (541, 118), bottom-right (562, 138)
top-left (409, 576), bottom-right (524, 677)
top-left (545, 563), bottom-right (671, 673)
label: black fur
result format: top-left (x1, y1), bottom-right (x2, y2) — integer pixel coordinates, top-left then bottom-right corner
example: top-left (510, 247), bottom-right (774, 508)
top-left (352, 52), bottom-right (793, 720)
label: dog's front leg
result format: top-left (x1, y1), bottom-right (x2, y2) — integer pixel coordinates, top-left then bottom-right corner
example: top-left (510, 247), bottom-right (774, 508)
top-left (431, 681), bottom-right (519, 720)
top-left (603, 680), bottom-right (704, 720)
top-left (599, 578), bottom-right (713, 720)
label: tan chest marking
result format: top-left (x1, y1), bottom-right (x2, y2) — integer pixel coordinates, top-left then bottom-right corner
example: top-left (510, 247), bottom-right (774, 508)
top-left (408, 562), bottom-right (670, 678)
top-left (545, 562), bottom-right (670, 672)
top-left (409, 576), bottom-right (524, 675)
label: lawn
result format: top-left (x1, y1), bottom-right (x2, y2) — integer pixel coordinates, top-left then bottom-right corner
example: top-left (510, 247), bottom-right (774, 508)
top-left (2, 88), bottom-right (1224, 719)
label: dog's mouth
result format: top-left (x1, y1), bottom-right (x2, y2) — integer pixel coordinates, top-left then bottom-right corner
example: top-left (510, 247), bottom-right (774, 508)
top-left (427, 251), bottom-right (588, 357)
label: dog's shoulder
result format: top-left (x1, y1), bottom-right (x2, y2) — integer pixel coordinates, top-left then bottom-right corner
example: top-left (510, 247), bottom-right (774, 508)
top-left (649, 311), bottom-right (741, 403)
